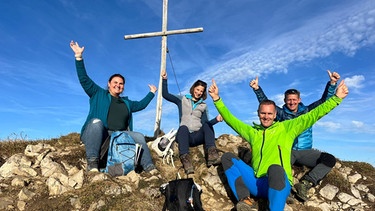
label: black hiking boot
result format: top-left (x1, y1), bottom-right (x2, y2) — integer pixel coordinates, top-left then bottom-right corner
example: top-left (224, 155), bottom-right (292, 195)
top-left (294, 179), bottom-right (313, 202)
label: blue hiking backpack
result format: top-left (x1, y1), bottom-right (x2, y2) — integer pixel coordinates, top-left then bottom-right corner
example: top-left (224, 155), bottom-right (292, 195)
top-left (104, 131), bottom-right (139, 176)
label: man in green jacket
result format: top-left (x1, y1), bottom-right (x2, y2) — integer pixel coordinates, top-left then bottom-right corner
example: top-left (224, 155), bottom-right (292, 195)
top-left (208, 79), bottom-right (348, 211)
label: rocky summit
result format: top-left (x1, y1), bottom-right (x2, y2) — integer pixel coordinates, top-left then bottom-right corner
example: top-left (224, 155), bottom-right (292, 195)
top-left (0, 133), bottom-right (374, 211)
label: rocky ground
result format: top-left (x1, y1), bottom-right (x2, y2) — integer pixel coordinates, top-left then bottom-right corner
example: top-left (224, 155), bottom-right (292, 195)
top-left (0, 133), bottom-right (374, 211)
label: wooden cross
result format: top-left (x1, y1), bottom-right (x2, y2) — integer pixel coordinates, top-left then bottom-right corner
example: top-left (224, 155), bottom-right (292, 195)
top-left (124, 0), bottom-right (203, 138)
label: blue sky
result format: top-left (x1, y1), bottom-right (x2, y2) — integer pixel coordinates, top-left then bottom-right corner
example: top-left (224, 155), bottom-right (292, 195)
top-left (1, 1), bottom-right (374, 166)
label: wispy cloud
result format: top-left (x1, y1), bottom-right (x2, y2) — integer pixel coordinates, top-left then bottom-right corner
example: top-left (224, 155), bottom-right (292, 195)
top-left (315, 121), bottom-right (342, 130)
top-left (352, 120), bottom-right (364, 128)
top-left (197, 2), bottom-right (375, 85)
top-left (345, 75), bottom-right (365, 89)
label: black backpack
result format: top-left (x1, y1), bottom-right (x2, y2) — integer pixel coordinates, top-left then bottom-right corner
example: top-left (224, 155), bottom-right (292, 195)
top-left (160, 178), bottom-right (204, 211)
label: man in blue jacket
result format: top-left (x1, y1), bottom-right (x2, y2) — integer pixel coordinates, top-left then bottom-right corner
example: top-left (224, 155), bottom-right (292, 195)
top-left (249, 70), bottom-right (340, 202)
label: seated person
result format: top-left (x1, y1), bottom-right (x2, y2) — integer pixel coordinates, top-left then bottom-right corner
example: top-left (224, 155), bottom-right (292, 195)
top-left (161, 71), bottom-right (223, 174)
top-left (70, 40), bottom-right (157, 173)
top-left (208, 78), bottom-right (348, 211)
top-left (249, 70), bottom-right (340, 201)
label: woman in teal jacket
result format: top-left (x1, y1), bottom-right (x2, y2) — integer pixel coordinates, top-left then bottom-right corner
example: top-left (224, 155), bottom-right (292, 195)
top-left (208, 79), bottom-right (348, 211)
top-left (70, 41), bottom-right (157, 172)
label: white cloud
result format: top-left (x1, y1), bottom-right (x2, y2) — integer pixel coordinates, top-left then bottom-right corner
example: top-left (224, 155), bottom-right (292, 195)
top-left (315, 121), bottom-right (341, 130)
top-left (274, 94), bottom-right (285, 107)
top-left (198, 2), bottom-right (375, 85)
top-left (352, 120), bottom-right (364, 128)
top-left (344, 75), bottom-right (365, 89)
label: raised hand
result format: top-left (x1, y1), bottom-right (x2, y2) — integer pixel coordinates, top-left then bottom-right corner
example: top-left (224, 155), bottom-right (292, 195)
top-left (161, 70), bottom-right (167, 79)
top-left (335, 80), bottom-right (349, 99)
top-left (208, 79), bottom-right (220, 101)
top-left (249, 76), bottom-right (259, 90)
top-left (148, 84), bottom-right (157, 93)
top-left (70, 41), bottom-right (84, 58)
top-left (327, 70), bottom-right (340, 85)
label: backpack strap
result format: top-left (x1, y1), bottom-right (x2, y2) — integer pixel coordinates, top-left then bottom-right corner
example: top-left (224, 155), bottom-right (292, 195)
top-left (100, 135), bottom-right (111, 160)
top-left (162, 199), bottom-right (167, 211)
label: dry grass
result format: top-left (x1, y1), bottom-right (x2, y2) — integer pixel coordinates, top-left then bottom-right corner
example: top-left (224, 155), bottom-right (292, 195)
top-left (321, 168), bottom-right (351, 193)
top-left (1, 133), bottom-right (375, 211)
top-left (0, 133), bottom-right (166, 211)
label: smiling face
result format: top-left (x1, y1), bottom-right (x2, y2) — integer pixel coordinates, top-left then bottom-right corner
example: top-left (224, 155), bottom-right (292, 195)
top-left (258, 101), bottom-right (277, 128)
top-left (189, 80), bottom-right (207, 100)
top-left (284, 94), bottom-right (301, 113)
top-left (108, 76), bottom-right (124, 97)
top-left (192, 85), bottom-right (205, 100)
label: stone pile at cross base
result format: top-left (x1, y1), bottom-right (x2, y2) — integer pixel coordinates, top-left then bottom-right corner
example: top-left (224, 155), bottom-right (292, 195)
top-left (0, 134), bottom-right (374, 210)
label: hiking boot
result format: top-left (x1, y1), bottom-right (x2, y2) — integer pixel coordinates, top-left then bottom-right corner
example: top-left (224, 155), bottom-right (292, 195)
top-left (180, 154), bottom-right (194, 174)
top-left (286, 195), bottom-right (295, 204)
top-left (207, 146), bottom-right (221, 167)
top-left (87, 158), bottom-right (99, 172)
top-left (294, 179), bottom-right (313, 202)
top-left (236, 196), bottom-right (257, 211)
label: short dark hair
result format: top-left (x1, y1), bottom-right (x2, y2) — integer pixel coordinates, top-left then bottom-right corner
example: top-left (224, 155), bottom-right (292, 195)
top-left (258, 99), bottom-right (276, 111)
top-left (284, 89), bottom-right (300, 98)
top-left (190, 80), bottom-right (207, 100)
top-left (108, 74), bottom-right (125, 83)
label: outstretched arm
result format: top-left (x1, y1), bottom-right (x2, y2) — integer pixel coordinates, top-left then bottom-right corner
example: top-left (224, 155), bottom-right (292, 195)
top-left (161, 70), bottom-right (181, 111)
top-left (70, 40), bottom-right (102, 97)
top-left (249, 76), bottom-right (269, 103)
top-left (325, 69), bottom-right (340, 100)
top-left (209, 79), bottom-right (254, 142)
top-left (285, 80), bottom-right (348, 139)
top-left (307, 70), bottom-right (340, 110)
top-left (250, 76), bottom-right (284, 120)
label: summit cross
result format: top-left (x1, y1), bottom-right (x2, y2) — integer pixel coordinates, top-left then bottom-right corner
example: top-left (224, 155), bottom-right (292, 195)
top-left (124, 0), bottom-right (203, 137)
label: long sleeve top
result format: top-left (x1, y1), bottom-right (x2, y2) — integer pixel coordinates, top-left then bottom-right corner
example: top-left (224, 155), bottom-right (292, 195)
top-left (162, 79), bottom-right (218, 132)
top-left (214, 95), bottom-right (342, 184)
top-left (253, 81), bottom-right (337, 150)
top-left (75, 59), bottom-right (155, 134)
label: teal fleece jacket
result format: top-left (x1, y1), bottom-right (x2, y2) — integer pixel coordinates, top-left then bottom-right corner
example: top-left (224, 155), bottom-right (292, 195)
top-left (214, 95), bottom-right (342, 184)
top-left (75, 59), bottom-right (155, 134)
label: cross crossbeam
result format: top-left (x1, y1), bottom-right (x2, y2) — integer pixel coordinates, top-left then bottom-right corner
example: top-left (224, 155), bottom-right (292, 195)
top-left (124, 28), bottom-right (203, 39)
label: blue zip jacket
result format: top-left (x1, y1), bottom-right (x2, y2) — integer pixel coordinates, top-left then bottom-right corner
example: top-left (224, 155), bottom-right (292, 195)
top-left (76, 59), bottom-right (155, 134)
top-left (253, 81), bottom-right (337, 150)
